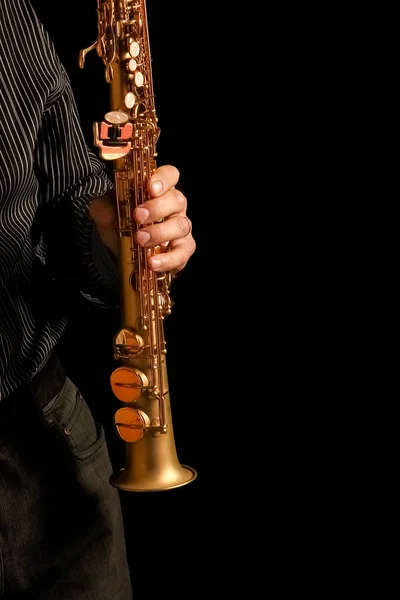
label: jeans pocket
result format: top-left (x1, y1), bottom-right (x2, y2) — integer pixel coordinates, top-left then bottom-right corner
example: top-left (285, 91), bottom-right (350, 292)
top-left (43, 377), bottom-right (105, 460)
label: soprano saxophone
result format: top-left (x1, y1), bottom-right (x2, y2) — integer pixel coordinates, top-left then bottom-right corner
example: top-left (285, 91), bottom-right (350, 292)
top-left (79, 0), bottom-right (196, 491)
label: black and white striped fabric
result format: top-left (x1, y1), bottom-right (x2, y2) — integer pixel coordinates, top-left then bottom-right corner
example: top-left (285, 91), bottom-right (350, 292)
top-left (0, 0), bottom-right (118, 402)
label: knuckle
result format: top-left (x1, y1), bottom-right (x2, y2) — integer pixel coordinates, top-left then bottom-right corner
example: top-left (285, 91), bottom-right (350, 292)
top-left (177, 250), bottom-right (187, 268)
top-left (174, 188), bottom-right (186, 207)
top-left (153, 198), bottom-right (164, 214)
top-left (157, 223), bottom-right (168, 241)
top-left (170, 165), bottom-right (180, 181)
top-left (155, 164), bottom-right (180, 183)
top-left (177, 216), bottom-right (190, 235)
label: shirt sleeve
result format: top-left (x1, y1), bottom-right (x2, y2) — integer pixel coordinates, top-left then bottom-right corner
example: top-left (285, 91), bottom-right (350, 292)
top-left (34, 63), bottom-right (120, 309)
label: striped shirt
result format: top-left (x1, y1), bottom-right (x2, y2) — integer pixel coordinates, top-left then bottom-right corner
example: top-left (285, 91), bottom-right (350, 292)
top-left (0, 0), bottom-right (118, 402)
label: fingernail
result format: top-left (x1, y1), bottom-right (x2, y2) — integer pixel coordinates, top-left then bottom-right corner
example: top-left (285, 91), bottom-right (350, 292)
top-left (151, 258), bottom-right (162, 269)
top-left (152, 180), bottom-right (163, 195)
top-left (135, 207), bottom-right (149, 223)
top-left (136, 231), bottom-right (150, 246)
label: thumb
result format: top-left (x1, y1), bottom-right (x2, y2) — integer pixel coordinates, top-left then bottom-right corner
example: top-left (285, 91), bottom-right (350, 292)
top-left (89, 196), bottom-right (119, 256)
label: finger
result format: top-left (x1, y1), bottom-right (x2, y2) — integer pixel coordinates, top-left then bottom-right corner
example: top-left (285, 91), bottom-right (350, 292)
top-left (148, 165), bottom-right (180, 197)
top-left (133, 187), bottom-right (187, 225)
top-left (135, 215), bottom-right (192, 248)
top-left (148, 236), bottom-right (196, 273)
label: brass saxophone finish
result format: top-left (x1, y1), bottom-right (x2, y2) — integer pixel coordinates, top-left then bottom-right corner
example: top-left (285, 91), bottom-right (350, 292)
top-left (80, 0), bottom-right (196, 491)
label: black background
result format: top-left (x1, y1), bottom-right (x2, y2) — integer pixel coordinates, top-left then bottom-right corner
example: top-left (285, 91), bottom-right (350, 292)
top-left (30, 0), bottom-right (213, 514)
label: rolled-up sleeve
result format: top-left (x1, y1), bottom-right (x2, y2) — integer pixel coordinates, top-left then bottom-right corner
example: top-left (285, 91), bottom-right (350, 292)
top-left (34, 65), bottom-right (120, 308)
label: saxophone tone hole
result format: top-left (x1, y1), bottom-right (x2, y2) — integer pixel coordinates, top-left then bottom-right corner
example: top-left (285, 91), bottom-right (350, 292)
top-left (130, 272), bottom-right (137, 292)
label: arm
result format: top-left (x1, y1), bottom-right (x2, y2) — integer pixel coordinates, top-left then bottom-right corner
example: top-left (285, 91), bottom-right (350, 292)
top-left (34, 66), bottom-right (120, 308)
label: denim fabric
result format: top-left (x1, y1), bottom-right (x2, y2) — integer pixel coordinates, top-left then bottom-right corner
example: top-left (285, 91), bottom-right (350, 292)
top-left (0, 372), bottom-right (132, 599)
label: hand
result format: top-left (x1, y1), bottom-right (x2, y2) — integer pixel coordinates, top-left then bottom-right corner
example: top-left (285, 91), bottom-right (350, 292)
top-left (134, 165), bottom-right (195, 274)
top-left (89, 165), bottom-right (195, 274)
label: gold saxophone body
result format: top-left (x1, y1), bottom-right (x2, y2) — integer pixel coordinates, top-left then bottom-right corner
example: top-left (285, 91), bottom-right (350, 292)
top-left (79, 0), bottom-right (196, 492)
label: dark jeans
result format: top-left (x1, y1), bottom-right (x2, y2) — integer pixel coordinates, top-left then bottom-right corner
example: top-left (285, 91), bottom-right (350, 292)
top-left (0, 355), bottom-right (132, 599)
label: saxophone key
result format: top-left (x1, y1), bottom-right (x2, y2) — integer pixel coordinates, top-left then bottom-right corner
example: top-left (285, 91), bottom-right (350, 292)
top-left (113, 327), bottom-right (144, 359)
top-left (110, 366), bottom-right (149, 403)
top-left (114, 407), bottom-right (150, 443)
top-left (129, 41), bottom-right (140, 58)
